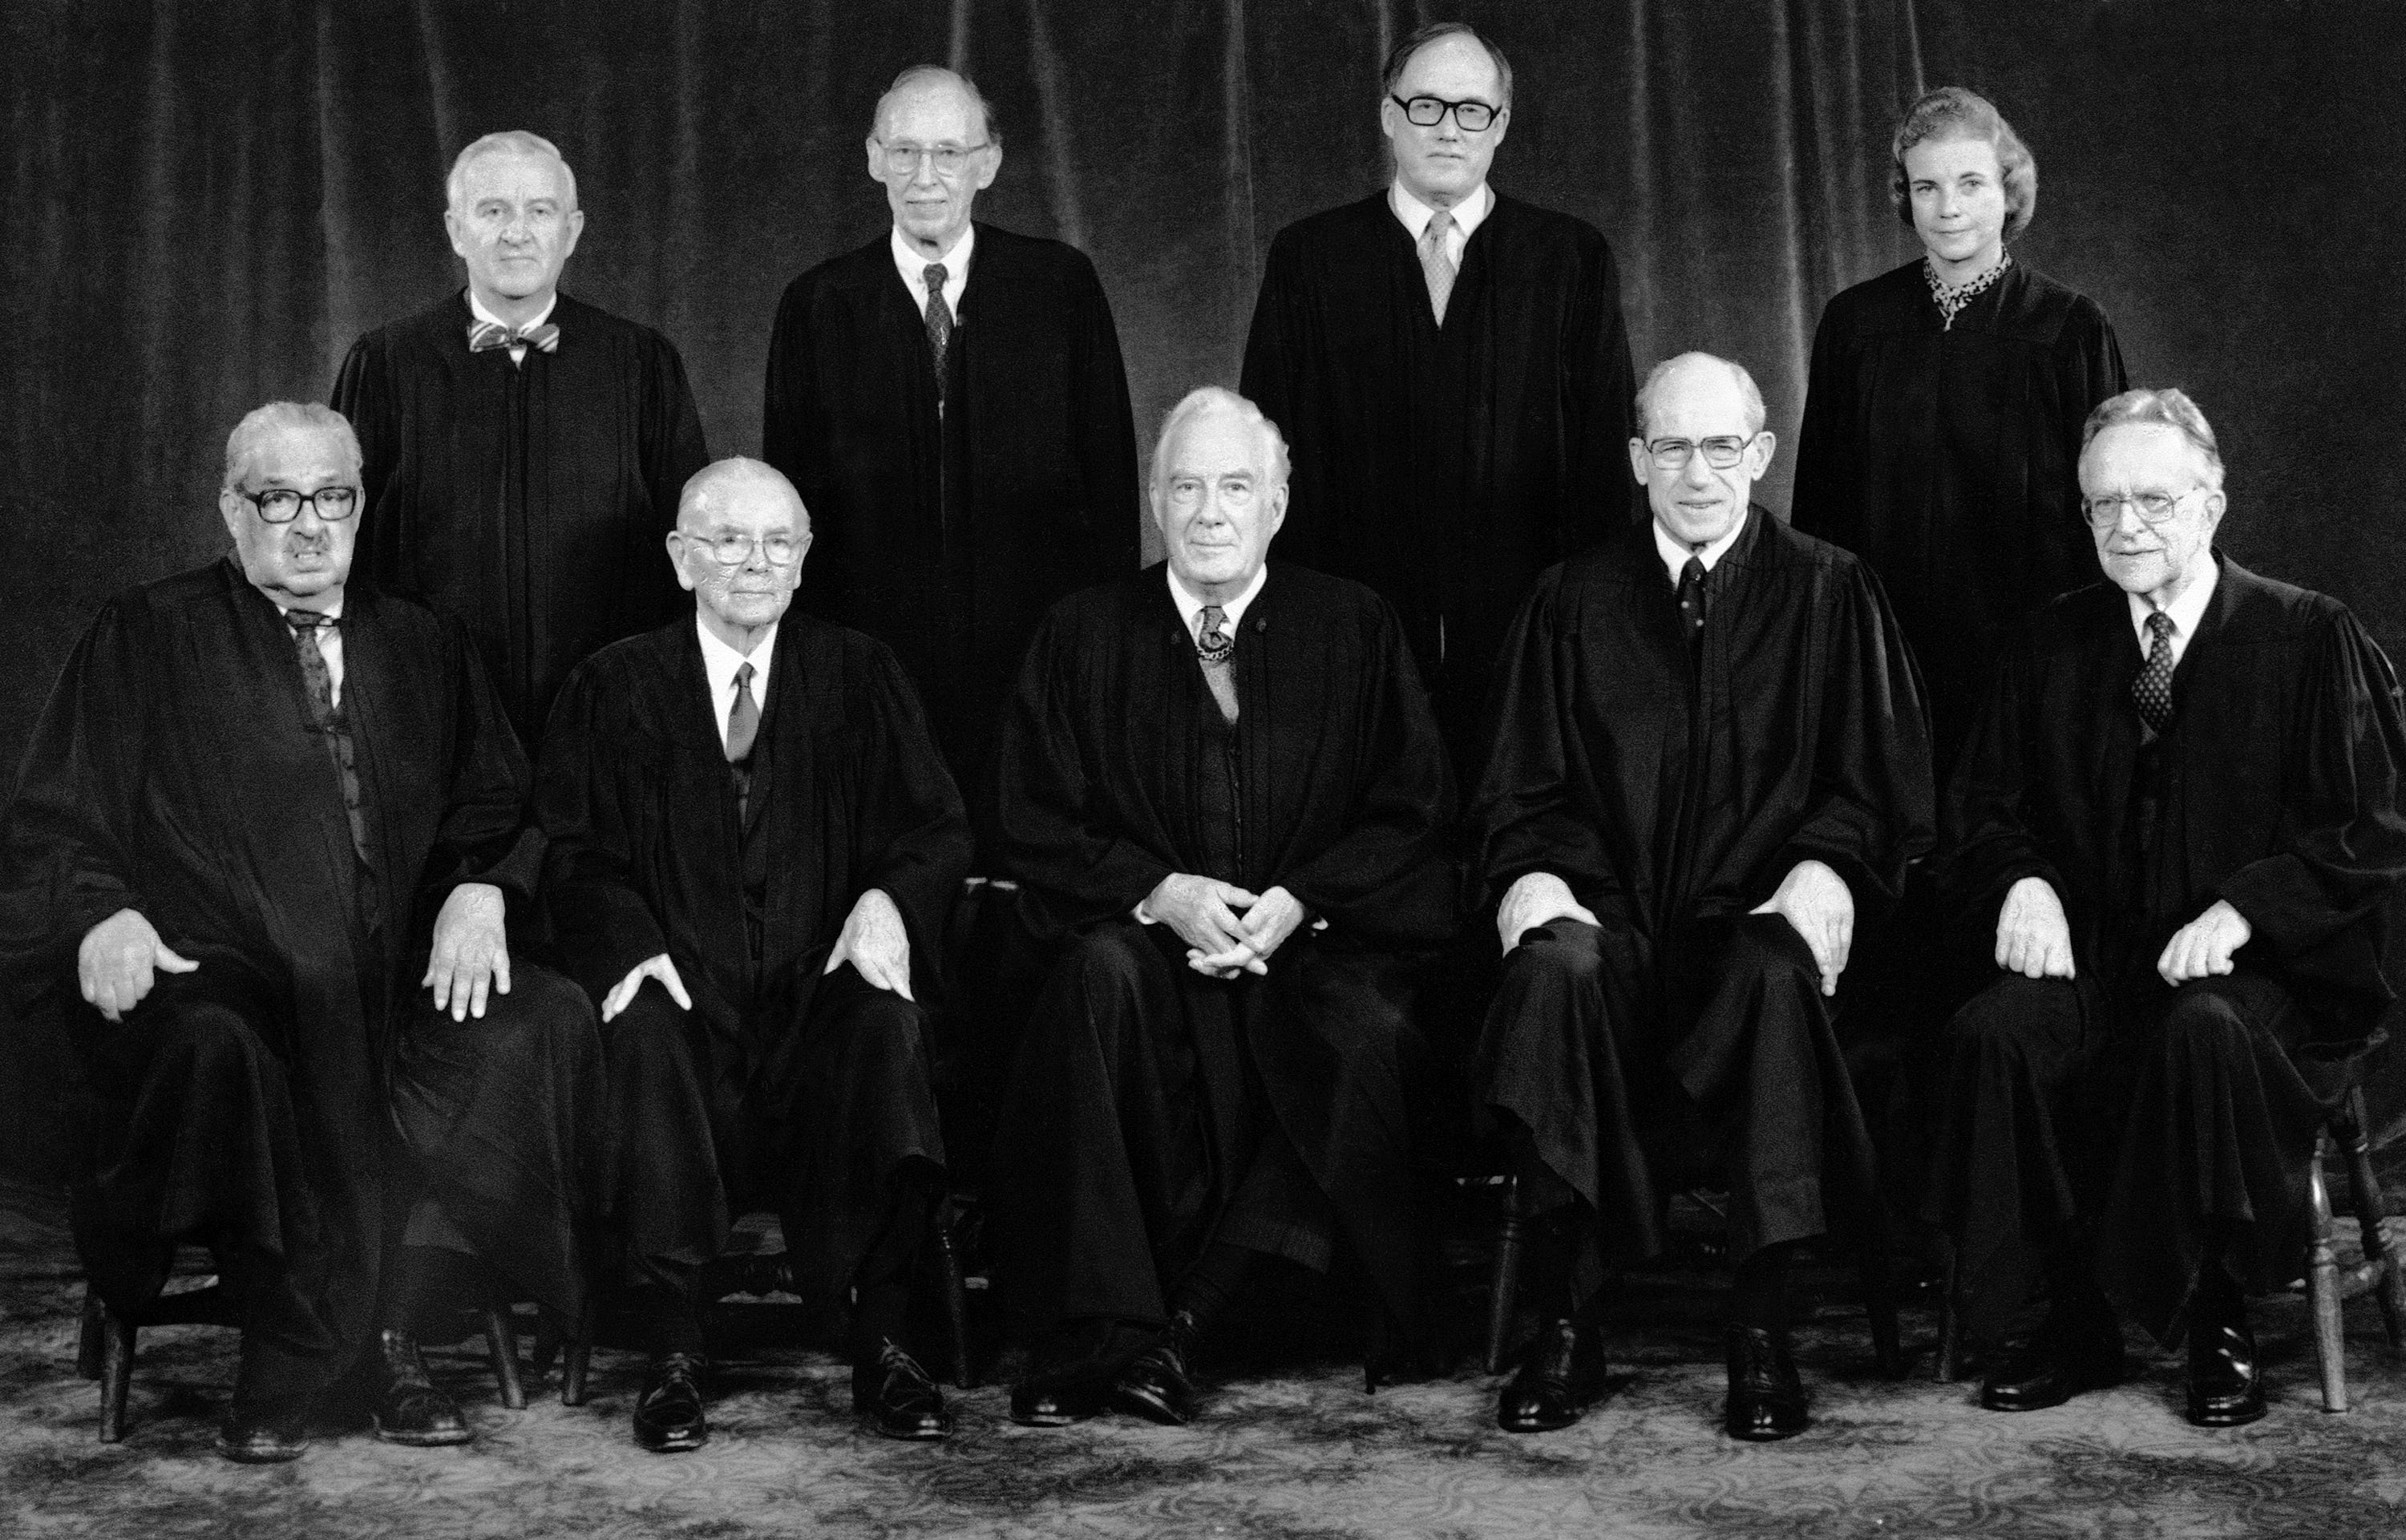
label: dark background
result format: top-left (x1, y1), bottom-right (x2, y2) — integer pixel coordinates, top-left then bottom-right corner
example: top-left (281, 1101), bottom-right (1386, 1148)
top-left (3, 0), bottom-right (2401, 1188)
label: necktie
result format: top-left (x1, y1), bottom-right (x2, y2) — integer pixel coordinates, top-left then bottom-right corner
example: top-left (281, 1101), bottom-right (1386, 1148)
top-left (921, 262), bottom-right (955, 395)
top-left (726, 661), bottom-right (760, 763)
top-left (284, 611), bottom-right (371, 864)
top-left (1197, 604), bottom-right (1239, 722)
top-left (1676, 556), bottom-right (1708, 645)
top-left (2133, 609), bottom-right (2177, 734)
top-left (466, 319), bottom-right (561, 354)
top-left (1419, 210), bottom-right (1458, 325)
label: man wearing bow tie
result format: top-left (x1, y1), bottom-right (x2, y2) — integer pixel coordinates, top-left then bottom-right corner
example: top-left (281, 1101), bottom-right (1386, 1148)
top-left (333, 130), bottom-right (709, 742)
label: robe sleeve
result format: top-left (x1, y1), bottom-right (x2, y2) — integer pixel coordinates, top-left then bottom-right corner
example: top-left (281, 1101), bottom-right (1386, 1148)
top-left (330, 334), bottom-right (396, 596)
top-left (1069, 257), bottom-right (1142, 581)
top-left (993, 609), bottom-right (1179, 934)
top-left (638, 335), bottom-right (711, 630)
top-left (1940, 628), bottom-right (2073, 931)
top-left (762, 280), bottom-right (852, 629)
top-left (1272, 600), bottom-right (1458, 943)
top-left (1788, 301), bottom-right (1857, 550)
top-left (2056, 298), bottom-right (2128, 525)
top-left (414, 616), bottom-right (543, 925)
top-left (533, 660), bottom-right (672, 1001)
top-left (1563, 232), bottom-right (1637, 536)
top-left (846, 642), bottom-right (975, 981)
top-left (1770, 562), bottom-right (1938, 907)
top-left (1237, 233), bottom-right (1324, 574)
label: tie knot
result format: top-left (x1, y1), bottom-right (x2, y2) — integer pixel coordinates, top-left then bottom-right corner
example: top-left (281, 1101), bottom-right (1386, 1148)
top-left (285, 609), bottom-right (334, 632)
top-left (734, 661), bottom-right (754, 689)
top-left (2146, 610), bottom-right (2175, 641)
top-left (1422, 211), bottom-right (1454, 249)
top-left (1681, 556), bottom-right (1706, 585)
top-left (924, 263), bottom-right (948, 293)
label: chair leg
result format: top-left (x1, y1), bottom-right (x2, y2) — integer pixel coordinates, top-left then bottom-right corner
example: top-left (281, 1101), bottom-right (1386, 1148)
top-left (1936, 1242), bottom-right (1965, 1384)
top-left (931, 1212), bottom-right (974, 1391)
top-left (78, 1289), bottom-right (105, 1380)
top-left (2308, 1130), bottom-right (2348, 1413)
top-left (2338, 1088), bottom-right (2406, 1350)
top-left (1484, 1177), bottom-right (1526, 1376)
top-left (483, 1306), bottom-right (527, 1411)
top-left (98, 1308), bottom-right (135, 1443)
top-left (562, 1308), bottom-right (594, 1407)
top-left (1858, 1229), bottom-right (1906, 1380)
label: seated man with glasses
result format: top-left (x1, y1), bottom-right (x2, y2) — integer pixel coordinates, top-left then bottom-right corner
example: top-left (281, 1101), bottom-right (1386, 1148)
top-left (1924, 388), bottom-right (2406, 1427)
top-left (534, 457), bottom-right (973, 1451)
top-left (0, 402), bottom-right (603, 1461)
top-left (1469, 353), bottom-right (1934, 1439)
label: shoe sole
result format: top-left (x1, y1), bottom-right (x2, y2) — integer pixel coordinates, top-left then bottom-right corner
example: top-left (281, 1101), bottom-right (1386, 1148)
top-left (372, 1421), bottom-right (473, 1448)
top-left (214, 1439), bottom-right (309, 1464)
top-left (2186, 1402), bottom-right (2269, 1429)
top-left (636, 1429), bottom-right (709, 1453)
top-left (1112, 1386), bottom-right (1193, 1426)
top-left (862, 1414), bottom-right (952, 1441)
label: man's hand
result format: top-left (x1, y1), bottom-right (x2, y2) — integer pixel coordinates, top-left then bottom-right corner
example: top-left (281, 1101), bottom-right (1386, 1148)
top-left (1996, 876), bottom-right (2077, 980)
top-left (1187, 885), bottom-right (1308, 978)
top-left (827, 887), bottom-right (914, 1000)
top-left (1144, 873), bottom-right (1260, 960)
top-left (425, 881), bottom-right (512, 1021)
top-left (1497, 871), bottom-right (1599, 956)
top-left (1750, 859), bottom-right (1855, 997)
top-left (2158, 899), bottom-right (2252, 986)
top-left (78, 908), bottom-right (198, 1023)
top-left (601, 952), bottom-right (693, 1023)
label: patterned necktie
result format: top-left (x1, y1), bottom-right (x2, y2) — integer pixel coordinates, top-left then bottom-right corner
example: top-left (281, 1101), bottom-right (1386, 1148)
top-left (1196, 604), bottom-right (1239, 723)
top-left (726, 661), bottom-right (760, 763)
top-left (1676, 556), bottom-right (1708, 645)
top-left (2133, 609), bottom-right (2177, 734)
top-left (466, 319), bottom-right (561, 354)
top-left (1419, 210), bottom-right (1458, 325)
top-left (921, 262), bottom-right (955, 395)
top-left (284, 611), bottom-right (371, 863)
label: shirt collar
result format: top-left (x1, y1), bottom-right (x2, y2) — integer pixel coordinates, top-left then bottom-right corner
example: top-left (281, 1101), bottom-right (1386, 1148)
top-left (2128, 553), bottom-right (2220, 657)
top-left (694, 612), bottom-right (778, 702)
top-left (1652, 511), bottom-right (1748, 588)
top-left (1389, 179), bottom-right (1491, 244)
top-left (1165, 562), bottom-right (1269, 645)
top-left (278, 598), bottom-right (343, 622)
top-left (890, 223), bottom-right (975, 286)
top-left (466, 288), bottom-right (557, 333)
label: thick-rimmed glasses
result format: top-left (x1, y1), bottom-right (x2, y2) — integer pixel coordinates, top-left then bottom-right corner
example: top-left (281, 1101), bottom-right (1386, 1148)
top-left (685, 532), bottom-right (803, 567)
top-left (1643, 436), bottom-right (1753, 472)
top-left (2082, 487), bottom-right (2202, 530)
top-left (239, 486), bottom-right (358, 523)
top-left (875, 139), bottom-right (992, 177)
top-left (1390, 94), bottom-right (1500, 131)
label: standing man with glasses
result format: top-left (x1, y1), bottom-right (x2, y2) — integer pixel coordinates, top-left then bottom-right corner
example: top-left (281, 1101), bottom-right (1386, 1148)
top-left (1467, 354), bottom-right (1932, 1439)
top-left (536, 458), bottom-right (972, 1451)
top-left (1241, 20), bottom-right (1636, 788)
top-left (334, 130), bottom-right (710, 745)
top-left (1, 402), bottom-right (603, 1461)
top-left (1925, 389), bottom-right (2406, 1428)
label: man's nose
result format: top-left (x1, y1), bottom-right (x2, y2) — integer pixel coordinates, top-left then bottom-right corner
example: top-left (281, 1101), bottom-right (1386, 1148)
top-left (910, 155), bottom-right (941, 188)
top-left (1680, 451), bottom-right (1717, 487)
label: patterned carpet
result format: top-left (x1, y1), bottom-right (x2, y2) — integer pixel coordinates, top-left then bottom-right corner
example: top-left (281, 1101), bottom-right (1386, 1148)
top-left (6, 1199), bottom-right (2404, 1540)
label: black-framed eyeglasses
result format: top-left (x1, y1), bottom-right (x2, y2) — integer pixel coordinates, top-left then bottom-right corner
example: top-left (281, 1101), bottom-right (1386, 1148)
top-left (239, 486), bottom-right (358, 523)
top-left (684, 531), bottom-right (803, 567)
top-left (1643, 436), bottom-right (1753, 471)
top-left (2081, 487), bottom-right (2200, 530)
top-left (875, 139), bottom-right (992, 177)
top-left (1390, 94), bottom-right (1500, 132)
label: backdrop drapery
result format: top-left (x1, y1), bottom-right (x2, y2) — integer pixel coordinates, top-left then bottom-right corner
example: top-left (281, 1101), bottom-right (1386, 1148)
top-left (3, 0), bottom-right (2402, 1185)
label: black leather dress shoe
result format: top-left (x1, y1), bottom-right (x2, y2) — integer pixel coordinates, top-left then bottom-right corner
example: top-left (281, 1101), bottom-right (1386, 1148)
top-left (1496, 1319), bottom-right (1610, 1433)
top-left (1979, 1314), bottom-right (2125, 1413)
top-left (1113, 1310), bottom-right (1200, 1425)
top-left (366, 1329), bottom-right (471, 1447)
top-left (2186, 1316), bottom-right (2267, 1428)
top-left (1009, 1374), bottom-right (1112, 1427)
top-left (215, 1409), bottom-right (311, 1464)
top-left (853, 1340), bottom-right (952, 1441)
top-left (1724, 1324), bottom-right (1809, 1441)
top-left (633, 1351), bottom-right (709, 1453)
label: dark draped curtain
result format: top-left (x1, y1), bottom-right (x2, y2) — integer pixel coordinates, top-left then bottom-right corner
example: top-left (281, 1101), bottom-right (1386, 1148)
top-left (3, 0), bottom-right (2401, 1186)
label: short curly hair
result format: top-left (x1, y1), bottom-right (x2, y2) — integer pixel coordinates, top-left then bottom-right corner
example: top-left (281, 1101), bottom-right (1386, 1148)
top-left (1889, 87), bottom-right (2036, 243)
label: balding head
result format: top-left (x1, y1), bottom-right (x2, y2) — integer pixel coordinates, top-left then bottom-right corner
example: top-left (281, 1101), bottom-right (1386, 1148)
top-left (670, 459), bottom-right (812, 649)
top-left (871, 67), bottom-right (999, 146)
top-left (678, 456), bottom-right (809, 533)
top-left (1629, 353), bottom-right (1777, 548)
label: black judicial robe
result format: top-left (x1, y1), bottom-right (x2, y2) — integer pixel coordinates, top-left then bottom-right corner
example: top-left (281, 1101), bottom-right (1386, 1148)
top-left (534, 614), bottom-right (973, 1292)
top-left (762, 224), bottom-right (1140, 814)
top-left (1239, 191), bottom-right (1636, 782)
top-left (1791, 259), bottom-right (2125, 775)
top-left (0, 558), bottom-right (578, 1369)
top-left (333, 289), bottom-right (710, 742)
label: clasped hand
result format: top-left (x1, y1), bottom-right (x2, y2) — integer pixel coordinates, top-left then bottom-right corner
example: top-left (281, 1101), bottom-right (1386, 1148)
top-left (1146, 873), bottom-right (1307, 978)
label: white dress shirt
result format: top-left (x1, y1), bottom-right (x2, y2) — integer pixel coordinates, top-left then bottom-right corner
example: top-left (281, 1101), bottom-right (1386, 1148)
top-left (2127, 556), bottom-right (2220, 670)
top-left (1165, 561), bottom-right (1268, 646)
top-left (1389, 179), bottom-right (1491, 270)
top-left (278, 600), bottom-right (345, 708)
top-left (467, 289), bottom-right (558, 366)
top-left (695, 614), bottom-right (778, 755)
top-left (890, 224), bottom-right (974, 321)
top-left (1652, 515), bottom-right (1747, 588)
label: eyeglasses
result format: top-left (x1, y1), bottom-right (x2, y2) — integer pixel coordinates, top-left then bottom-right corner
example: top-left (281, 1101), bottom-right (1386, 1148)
top-left (1390, 94), bottom-right (1501, 132)
top-left (239, 486), bottom-right (358, 523)
top-left (875, 139), bottom-right (992, 177)
top-left (1643, 436), bottom-right (1753, 471)
top-left (683, 531), bottom-right (803, 567)
top-left (2081, 487), bottom-right (2202, 529)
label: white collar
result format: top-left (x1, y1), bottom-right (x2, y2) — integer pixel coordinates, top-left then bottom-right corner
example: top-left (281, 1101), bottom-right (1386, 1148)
top-left (1389, 179), bottom-right (1490, 245)
top-left (1165, 563), bottom-right (1268, 645)
top-left (2127, 554), bottom-right (2219, 666)
top-left (277, 597), bottom-right (343, 621)
top-left (1652, 512), bottom-right (1748, 588)
top-left (694, 612), bottom-right (778, 716)
top-left (890, 224), bottom-right (974, 303)
top-left (467, 289), bottom-right (557, 333)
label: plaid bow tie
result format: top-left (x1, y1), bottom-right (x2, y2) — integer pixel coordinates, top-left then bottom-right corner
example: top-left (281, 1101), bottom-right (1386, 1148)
top-left (467, 319), bottom-right (560, 354)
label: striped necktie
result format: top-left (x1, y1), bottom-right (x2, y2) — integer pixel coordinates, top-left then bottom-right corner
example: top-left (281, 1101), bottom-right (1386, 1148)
top-left (1419, 210), bottom-right (1458, 325)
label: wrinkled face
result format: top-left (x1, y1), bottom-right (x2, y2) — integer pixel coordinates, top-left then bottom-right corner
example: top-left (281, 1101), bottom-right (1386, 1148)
top-left (1629, 362), bottom-right (1773, 548)
top-left (444, 148), bottom-right (584, 306)
top-left (669, 478), bottom-right (811, 638)
top-left (867, 80), bottom-right (998, 254)
top-left (218, 424), bottom-right (360, 606)
top-left (1904, 134), bottom-right (2008, 272)
top-left (1380, 34), bottom-right (1510, 208)
top-left (2082, 423), bottom-right (2224, 600)
top-left (1152, 410), bottom-right (1288, 596)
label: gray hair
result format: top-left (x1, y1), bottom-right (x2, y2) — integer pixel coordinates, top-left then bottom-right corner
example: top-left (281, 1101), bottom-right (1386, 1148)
top-left (2081, 388), bottom-right (2225, 489)
top-left (1890, 87), bottom-right (2036, 242)
top-left (678, 456), bottom-right (810, 530)
top-left (1381, 22), bottom-right (1513, 108)
top-left (446, 130), bottom-right (579, 212)
top-left (1633, 353), bottom-right (1767, 439)
top-left (222, 402), bottom-right (361, 491)
top-left (872, 65), bottom-right (1001, 146)
top-left (1150, 386), bottom-right (1291, 491)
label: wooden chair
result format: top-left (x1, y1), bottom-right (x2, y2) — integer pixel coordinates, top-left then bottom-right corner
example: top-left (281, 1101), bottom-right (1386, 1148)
top-left (2303, 1085), bottom-right (2406, 1411)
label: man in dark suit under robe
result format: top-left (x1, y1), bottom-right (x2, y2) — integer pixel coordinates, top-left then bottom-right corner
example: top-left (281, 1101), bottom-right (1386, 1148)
top-left (0, 402), bottom-right (601, 1462)
top-left (987, 386), bottom-right (1456, 1429)
top-left (333, 129), bottom-right (710, 743)
top-left (1470, 353), bottom-right (1934, 1441)
top-left (1926, 388), bottom-right (2406, 1427)
top-left (535, 458), bottom-right (972, 1451)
